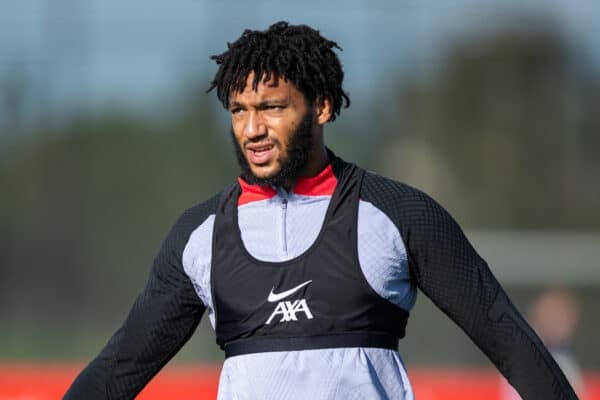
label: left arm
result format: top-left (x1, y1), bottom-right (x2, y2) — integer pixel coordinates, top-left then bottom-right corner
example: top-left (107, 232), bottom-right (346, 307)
top-left (407, 196), bottom-right (576, 399)
top-left (361, 172), bottom-right (577, 400)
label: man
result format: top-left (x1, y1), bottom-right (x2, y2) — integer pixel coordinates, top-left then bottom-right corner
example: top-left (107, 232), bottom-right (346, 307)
top-left (65, 21), bottom-right (577, 399)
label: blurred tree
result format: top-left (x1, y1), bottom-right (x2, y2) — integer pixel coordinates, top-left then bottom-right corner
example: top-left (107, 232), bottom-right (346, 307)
top-left (0, 82), bottom-right (237, 358)
top-left (378, 21), bottom-right (600, 229)
top-left (0, 63), bottom-right (29, 137)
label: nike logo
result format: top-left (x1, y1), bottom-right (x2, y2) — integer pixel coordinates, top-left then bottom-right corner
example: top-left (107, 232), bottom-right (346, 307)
top-left (267, 280), bottom-right (313, 303)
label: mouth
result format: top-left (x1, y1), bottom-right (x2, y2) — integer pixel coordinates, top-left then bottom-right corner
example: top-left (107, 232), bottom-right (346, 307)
top-left (245, 143), bottom-right (276, 165)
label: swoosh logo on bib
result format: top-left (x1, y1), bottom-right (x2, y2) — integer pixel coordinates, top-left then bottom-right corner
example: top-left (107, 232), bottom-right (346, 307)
top-left (267, 280), bottom-right (313, 303)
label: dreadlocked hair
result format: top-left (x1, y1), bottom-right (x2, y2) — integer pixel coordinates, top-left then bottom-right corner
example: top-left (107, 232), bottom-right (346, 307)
top-left (208, 21), bottom-right (350, 121)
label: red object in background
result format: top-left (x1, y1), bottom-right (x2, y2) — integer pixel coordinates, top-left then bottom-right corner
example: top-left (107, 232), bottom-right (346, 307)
top-left (0, 363), bottom-right (598, 399)
top-left (0, 363), bottom-right (220, 400)
top-left (408, 368), bottom-right (502, 400)
top-left (137, 365), bottom-right (220, 399)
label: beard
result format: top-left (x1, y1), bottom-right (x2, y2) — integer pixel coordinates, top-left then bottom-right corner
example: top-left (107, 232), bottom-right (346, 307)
top-left (231, 109), bottom-right (315, 188)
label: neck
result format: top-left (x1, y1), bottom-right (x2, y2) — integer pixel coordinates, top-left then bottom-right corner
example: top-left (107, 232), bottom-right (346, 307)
top-left (306, 145), bottom-right (330, 176)
top-left (283, 145), bottom-right (328, 189)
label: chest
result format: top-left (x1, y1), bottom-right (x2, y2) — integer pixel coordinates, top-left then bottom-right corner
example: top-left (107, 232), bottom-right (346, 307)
top-left (237, 195), bottom-right (330, 261)
top-left (209, 173), bottom-right (409, 355)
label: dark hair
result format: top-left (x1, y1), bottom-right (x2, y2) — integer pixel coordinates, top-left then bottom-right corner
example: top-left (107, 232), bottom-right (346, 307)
top-left (208, 21), bottom-right (350, 121)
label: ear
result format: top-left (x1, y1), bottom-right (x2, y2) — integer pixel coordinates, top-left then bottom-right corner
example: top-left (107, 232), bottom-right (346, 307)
top-left (315, 97), bottom-right (333, 125)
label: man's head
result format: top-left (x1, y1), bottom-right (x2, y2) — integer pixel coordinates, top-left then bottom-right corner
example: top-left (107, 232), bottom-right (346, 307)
top-left (208, 21), bottom-right (350, 187)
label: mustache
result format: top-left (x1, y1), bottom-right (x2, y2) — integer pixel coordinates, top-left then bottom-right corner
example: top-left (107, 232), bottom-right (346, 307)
top-left (242, 137), bottom-right (281, 150)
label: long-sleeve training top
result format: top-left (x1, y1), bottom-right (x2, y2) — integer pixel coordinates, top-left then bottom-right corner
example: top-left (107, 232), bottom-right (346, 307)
top-left (65, 156), bottom-right (577, 400)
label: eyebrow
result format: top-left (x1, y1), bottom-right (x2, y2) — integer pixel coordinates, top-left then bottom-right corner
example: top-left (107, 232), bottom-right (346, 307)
top-left (229, 99), bottom-right (288, 110)
top-left (229, 101), bottom-right (242, 110)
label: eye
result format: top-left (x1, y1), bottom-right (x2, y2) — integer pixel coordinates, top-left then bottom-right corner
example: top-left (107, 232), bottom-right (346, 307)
top-left (230, 107), bottom-right (244, 115)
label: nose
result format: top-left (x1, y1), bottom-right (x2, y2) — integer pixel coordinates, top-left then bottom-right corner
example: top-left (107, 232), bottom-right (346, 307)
top-left (243, 111), bottom-right (267, 140)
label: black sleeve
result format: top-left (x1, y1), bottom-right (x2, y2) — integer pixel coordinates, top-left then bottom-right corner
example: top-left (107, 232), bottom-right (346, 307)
top-left (64, 194), bottom-right (220, 399)
top-left (361, 172), bottom-right (578, 400)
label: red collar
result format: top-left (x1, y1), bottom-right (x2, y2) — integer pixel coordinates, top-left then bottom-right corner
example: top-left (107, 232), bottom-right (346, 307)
top-left (237, 164), bottom-right (337, 206)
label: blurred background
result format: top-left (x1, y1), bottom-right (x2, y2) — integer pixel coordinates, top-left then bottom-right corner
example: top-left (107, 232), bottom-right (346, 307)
top-left (1, 0), bottom-right (599, 399)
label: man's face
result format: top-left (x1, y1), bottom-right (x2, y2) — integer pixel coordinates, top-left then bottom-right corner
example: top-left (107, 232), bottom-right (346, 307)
top-left (229, 72), bottom-right (316, 187)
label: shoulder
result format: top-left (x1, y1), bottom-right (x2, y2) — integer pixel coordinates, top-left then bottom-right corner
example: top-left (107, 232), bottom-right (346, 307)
top-left (359, 170), bottom-right (464, 249)
top-left (176, 192), bottom-right (222, 230)
top-left (360, 170), bottom-right (442, 224)
top-left (160, 190), bottom-right (224, 259)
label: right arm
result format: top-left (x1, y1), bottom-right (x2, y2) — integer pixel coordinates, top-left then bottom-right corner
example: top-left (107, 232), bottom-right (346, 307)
top-left (64, 195), bottom-right (220, 399)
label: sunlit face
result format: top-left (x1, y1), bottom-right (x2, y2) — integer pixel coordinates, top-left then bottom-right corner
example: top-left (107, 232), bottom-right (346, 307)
top-left (229, 73), bottom-right (315, 186)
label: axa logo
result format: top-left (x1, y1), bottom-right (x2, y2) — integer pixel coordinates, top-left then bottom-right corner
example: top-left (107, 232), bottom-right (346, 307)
top-left (265, 280), bottom-right (314, 324)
